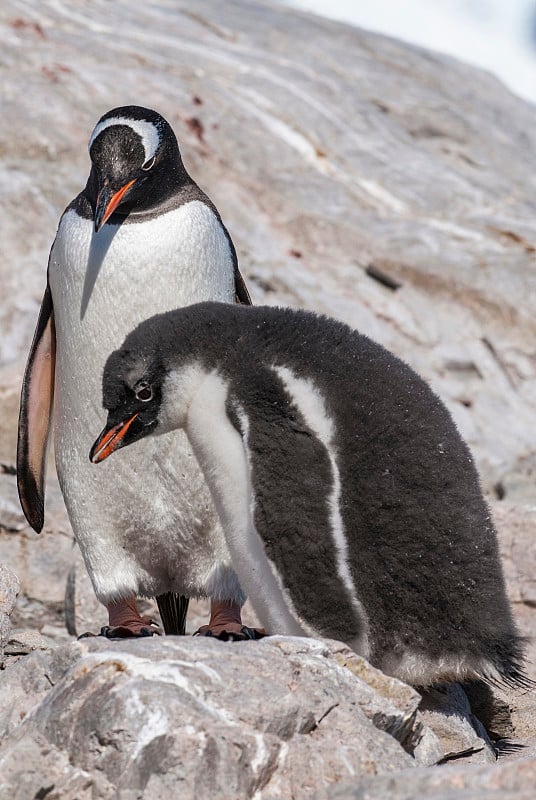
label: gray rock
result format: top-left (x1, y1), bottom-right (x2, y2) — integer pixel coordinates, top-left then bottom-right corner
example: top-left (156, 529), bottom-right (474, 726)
top-left (418, 684), bottom-right (496, 764)
top-left (0, 468), bottom-right (26, 535)
top-left (0, 563), bottom-right (20, 664)
top-left (464, 680), bottom-right (515, 743)
top-left (493, 503), bottom-right (536, 751)
top-left (0, 363), bottom-right (23, 467)
top-left (408, 722), bottom-right (444, 769)
top-left (0, 734), bottom-right (95, 800)
top-left (331, 645), bottom-right (428, 749)
top-left (0, 636), bottom-right (417, 799)
top-left (3, 633), bottom-right (515, 798)
top-left (0, 640), bottom-right (84, 742)
top-left (3, 628), bottom-right (49, 657)
top-left (496, 503), bottom-right (536, 611)
top-left (323, 756), bottom-right (536, 800)
top-left (0, 471), bottom-right (75, 634)
top-left (63, 550), bottom-right (107, 638)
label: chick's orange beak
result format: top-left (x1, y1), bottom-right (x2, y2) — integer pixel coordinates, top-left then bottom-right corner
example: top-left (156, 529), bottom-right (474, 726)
top-left (90, 413), bottom-right (139, 463)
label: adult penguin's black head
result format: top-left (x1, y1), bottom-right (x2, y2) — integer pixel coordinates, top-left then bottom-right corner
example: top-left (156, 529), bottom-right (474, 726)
top-left (87, 105), bottom-right (188, 232)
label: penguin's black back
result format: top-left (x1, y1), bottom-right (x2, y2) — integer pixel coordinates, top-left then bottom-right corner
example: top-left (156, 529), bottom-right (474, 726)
top-left (122, 302), bottom-right (525, 685)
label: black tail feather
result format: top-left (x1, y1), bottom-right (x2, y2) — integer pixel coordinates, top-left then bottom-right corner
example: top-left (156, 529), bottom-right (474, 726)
top-left (156, 592), bottom-right (189, 635)
top-left (494, 739), bottom-right (526, 758)
top-left (485, 634), bottom-right (534, 692)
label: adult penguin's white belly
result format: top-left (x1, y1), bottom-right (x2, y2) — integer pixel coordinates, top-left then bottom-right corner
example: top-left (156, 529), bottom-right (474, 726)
top-left (49, 202), bottom-right (242, 605)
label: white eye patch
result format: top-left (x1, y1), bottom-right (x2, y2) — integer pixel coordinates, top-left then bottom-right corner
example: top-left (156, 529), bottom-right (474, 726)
top-left (89, 117), bottom-right (162, 162)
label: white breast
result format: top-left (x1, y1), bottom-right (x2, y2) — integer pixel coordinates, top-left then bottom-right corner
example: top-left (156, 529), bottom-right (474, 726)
top-left (47, 202), bottom-right (242, 605)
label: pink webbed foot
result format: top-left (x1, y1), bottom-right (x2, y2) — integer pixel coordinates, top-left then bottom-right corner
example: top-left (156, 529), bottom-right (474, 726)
top-left (78, 597), bottom-right (160, 639)
top-left (194, 600), bottom-right (266, 641)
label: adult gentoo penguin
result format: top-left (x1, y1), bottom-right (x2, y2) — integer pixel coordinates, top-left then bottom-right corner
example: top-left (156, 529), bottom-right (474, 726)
top-left (91, 302), bottom-right (527, 688)
top-left (17, 105), bottom-right (258, 639)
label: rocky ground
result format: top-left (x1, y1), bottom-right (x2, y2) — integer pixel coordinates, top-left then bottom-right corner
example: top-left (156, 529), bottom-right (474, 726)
top-left (1, 467), bottom-right (535, 799)
top-left (1, 0), bottom-right (535, 797)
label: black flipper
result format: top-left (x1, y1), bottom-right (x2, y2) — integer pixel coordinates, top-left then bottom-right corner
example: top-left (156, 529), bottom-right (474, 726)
top-left (234, 267), bottom-right (252, 306)
top-left (16, 284), bottom-right (56, 533)
top-left (216, 213), bottom-right (251, 306)
top-left (156, 592), bottom-right (189, 635)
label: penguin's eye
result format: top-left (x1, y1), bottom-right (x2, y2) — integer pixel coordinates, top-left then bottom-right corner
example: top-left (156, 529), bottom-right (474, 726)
top-left (141, 156), bottom-right (156, 171)
top-left (135, 382), bottom-right (153, 402)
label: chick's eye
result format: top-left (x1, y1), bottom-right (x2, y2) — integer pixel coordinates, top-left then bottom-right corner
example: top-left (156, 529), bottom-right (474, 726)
top-left (141, 155), bottom-right (156, 171)
top-left (135, 382), bottom-right (153, 402)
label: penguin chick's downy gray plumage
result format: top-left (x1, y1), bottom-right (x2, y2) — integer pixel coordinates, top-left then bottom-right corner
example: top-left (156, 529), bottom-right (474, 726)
top-left (17, 106), bottom-right (252, 636)
top-left (90, 302), bottom-right (527, 689)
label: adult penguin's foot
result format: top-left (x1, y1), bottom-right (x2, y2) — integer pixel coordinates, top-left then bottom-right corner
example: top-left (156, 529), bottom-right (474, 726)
top-left (193, 599), bottom-right (265, 641)
top-left (77, 597), bottom-right (160, 639)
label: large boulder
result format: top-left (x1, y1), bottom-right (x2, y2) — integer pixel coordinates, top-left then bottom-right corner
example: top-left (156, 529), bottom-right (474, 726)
top-left (0, 636), bottom-right (421, 799)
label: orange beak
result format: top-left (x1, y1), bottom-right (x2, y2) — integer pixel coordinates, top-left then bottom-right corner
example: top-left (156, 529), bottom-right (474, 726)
top-left (94, 179), bottom-right (136, 232)
top-left (90, 413), bottom-right (139, 463)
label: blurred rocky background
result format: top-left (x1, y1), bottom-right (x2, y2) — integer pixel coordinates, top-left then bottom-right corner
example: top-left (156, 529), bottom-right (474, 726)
top-left (0, 0), bottom-right (535, 797)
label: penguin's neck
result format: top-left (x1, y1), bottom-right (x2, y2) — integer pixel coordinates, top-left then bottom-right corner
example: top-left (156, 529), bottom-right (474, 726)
top-left (184, 371), bottom-right (306, 637)
top-left (158, 363), bottom-right (210, 433)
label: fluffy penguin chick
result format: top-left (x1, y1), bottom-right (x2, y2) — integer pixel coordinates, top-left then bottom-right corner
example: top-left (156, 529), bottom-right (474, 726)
top-left (91, 302), bottom-right (527, 688)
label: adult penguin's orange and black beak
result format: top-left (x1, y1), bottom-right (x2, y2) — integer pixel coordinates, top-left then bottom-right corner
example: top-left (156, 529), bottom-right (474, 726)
top-left (93, 179), bottom-right (136, 233)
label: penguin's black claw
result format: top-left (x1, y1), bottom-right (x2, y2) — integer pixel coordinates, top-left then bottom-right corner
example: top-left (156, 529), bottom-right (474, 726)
top-left (100, 624), bottom-right (160, 639)
top-left (77, 624), bottom-right (160, 640)
top-left (240, 625), bottom-right (266, 641)
top-left (193, 625), bottom-right (266, 641)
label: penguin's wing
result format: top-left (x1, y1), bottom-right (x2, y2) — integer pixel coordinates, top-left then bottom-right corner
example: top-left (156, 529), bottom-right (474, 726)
top-left (215, 213), bottom-right (251, 305)
top-left (16, 283), bottom-right (56, 533)
top-left (234, 266), bottom-right (252, 305)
